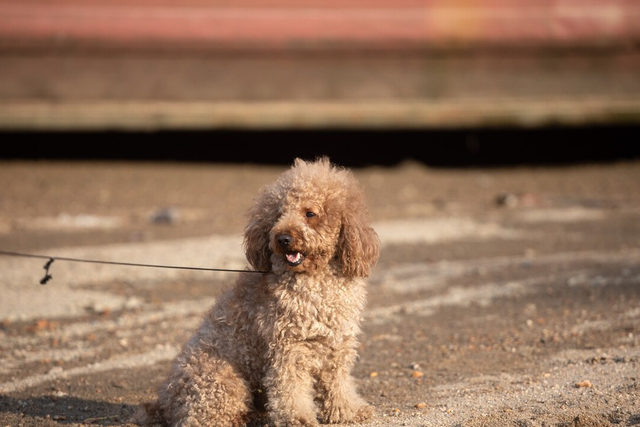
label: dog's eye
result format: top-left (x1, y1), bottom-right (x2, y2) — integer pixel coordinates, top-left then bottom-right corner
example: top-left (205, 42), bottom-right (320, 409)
top-left (305, 211), bottom-right (316, 218)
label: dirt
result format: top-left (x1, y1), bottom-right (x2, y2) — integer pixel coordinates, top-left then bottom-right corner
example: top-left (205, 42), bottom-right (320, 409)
top-left (0, 158), bottom-right (639, 427)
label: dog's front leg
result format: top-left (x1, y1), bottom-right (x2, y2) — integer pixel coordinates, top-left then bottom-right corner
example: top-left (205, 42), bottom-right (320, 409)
top-left (317, 345), bottom-right (373, 424)
top-left (264, 344), bottom-right (319, 427)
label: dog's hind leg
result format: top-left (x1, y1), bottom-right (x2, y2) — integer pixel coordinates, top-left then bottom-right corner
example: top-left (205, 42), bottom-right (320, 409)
top-left (158, 350), bottom-right (253, 427)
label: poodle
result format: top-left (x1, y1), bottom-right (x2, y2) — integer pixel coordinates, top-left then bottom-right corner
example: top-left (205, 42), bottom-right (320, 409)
top-left (135, 157), bottom-right (380, 427)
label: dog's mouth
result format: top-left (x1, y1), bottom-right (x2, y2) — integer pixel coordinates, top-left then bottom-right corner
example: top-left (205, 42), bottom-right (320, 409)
top-left (285, 251), bottom-right (305, 267)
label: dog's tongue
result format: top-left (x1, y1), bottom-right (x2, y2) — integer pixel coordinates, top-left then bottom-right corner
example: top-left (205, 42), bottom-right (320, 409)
top-left (286, 252), bottom-right (302, 263)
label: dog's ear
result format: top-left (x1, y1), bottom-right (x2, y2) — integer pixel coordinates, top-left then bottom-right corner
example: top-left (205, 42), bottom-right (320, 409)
top-left (244, 215), bottom-right (272, 272)
top-left (337, 210), bottom-right (380, 278)
top-left (243, 189), bottom-right (280, 272)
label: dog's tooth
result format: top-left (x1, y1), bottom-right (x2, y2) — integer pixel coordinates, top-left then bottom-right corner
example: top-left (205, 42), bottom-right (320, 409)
top-left (286, 252), bottom-right (302, 263)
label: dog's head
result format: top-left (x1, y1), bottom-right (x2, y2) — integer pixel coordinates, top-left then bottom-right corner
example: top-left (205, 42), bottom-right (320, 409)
top-left (244, 157), bottom-right (379, 278)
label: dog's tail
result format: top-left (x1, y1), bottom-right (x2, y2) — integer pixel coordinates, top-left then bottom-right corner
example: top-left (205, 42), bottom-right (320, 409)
top-left (129, 400), bottom-right (164, 426)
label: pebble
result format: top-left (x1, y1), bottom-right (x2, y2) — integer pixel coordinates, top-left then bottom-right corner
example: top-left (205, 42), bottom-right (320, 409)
top-left (148, 207), bottom-right (179, 224)
top-left (495, 192), bottom-right (541, 208)
top-left (575, 380), bottom-right (592, 388)
top-left (495, 193), bottom-right (519, 208)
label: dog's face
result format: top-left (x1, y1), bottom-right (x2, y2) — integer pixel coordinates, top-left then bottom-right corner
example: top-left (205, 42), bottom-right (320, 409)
top-left (243, 158), bottom-right (379, 278)
top-left (269, 189), bottom-right (342, 274)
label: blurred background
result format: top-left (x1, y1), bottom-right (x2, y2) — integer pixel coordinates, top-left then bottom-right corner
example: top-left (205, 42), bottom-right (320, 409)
top-left (1, 0), bottom-right (640, 165)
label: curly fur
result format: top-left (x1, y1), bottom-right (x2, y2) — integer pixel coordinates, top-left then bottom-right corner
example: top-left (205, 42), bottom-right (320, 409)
top-left (134, 157), bottom-right (380, 427)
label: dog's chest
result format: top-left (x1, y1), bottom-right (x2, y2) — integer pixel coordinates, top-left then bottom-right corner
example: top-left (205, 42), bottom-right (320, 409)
top-left (266, 276), bottom-right (364, 343)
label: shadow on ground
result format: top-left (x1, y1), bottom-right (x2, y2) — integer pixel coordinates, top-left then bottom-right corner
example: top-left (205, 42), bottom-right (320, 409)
top-left (0, 395), bottom-right (135, 426)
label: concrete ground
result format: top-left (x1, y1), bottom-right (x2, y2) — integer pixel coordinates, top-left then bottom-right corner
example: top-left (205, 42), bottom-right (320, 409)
top-left (0, 158), bottom-right (639, 426)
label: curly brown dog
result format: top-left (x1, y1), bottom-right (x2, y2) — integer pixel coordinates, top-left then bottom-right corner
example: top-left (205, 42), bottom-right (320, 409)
top-left (135, 157), bottom-right (379, 427)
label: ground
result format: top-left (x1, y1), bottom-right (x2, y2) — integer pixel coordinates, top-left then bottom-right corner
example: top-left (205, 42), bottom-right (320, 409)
top-left (0, 158), bottom-right (639, 427)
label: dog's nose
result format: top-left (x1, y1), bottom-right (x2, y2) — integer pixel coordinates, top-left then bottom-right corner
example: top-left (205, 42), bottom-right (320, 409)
top-left (277, 234), bottom-right (292, 248)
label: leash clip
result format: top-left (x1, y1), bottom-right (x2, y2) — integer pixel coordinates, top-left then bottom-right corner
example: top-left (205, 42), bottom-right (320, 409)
top-left (40, 257), bottom-right (55, 285)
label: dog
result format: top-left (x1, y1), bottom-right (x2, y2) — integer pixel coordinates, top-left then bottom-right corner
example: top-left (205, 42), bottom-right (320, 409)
top-left (134, 157), bottom-right (379, 427)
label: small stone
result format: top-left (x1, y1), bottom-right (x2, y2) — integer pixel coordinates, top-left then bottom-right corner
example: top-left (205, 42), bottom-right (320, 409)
top-left (414, 402), bottom-right (427, 409)
top-left (369, 372), bottom-right (378, 378)
top-left (411, 370), bottom-right (424, 378)
top-left (148, 207), bottom-right (179, 224)
top-left (575, 380), bottom-right (592, 388)
top-left (495, 193), bottom-right (519, 208)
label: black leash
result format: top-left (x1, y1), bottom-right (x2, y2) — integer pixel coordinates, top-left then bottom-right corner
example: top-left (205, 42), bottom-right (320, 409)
top-left (0, 249), bottom-right (267, 285)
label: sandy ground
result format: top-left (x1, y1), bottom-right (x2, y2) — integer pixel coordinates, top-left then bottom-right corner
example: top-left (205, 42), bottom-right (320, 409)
top-left (0, 158), bottom-right (639, 427)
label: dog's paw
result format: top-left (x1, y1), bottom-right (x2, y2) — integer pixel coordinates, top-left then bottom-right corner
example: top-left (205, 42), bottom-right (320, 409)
top-left (296, 417), bottom-right (319, 427)
top-left (128, 401), bottom-right (163, 425)
top-left (322, 402), bottom-right (374, 424)
top-left (273, 413), bottom-right (319, 427)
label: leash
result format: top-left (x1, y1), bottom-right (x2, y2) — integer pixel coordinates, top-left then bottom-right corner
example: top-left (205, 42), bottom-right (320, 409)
top-left (0, 249), bottom-right (267, 285)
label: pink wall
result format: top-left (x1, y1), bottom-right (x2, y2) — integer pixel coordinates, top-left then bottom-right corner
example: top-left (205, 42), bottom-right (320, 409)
top-left (1, 0), bottom-right (639, 51)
